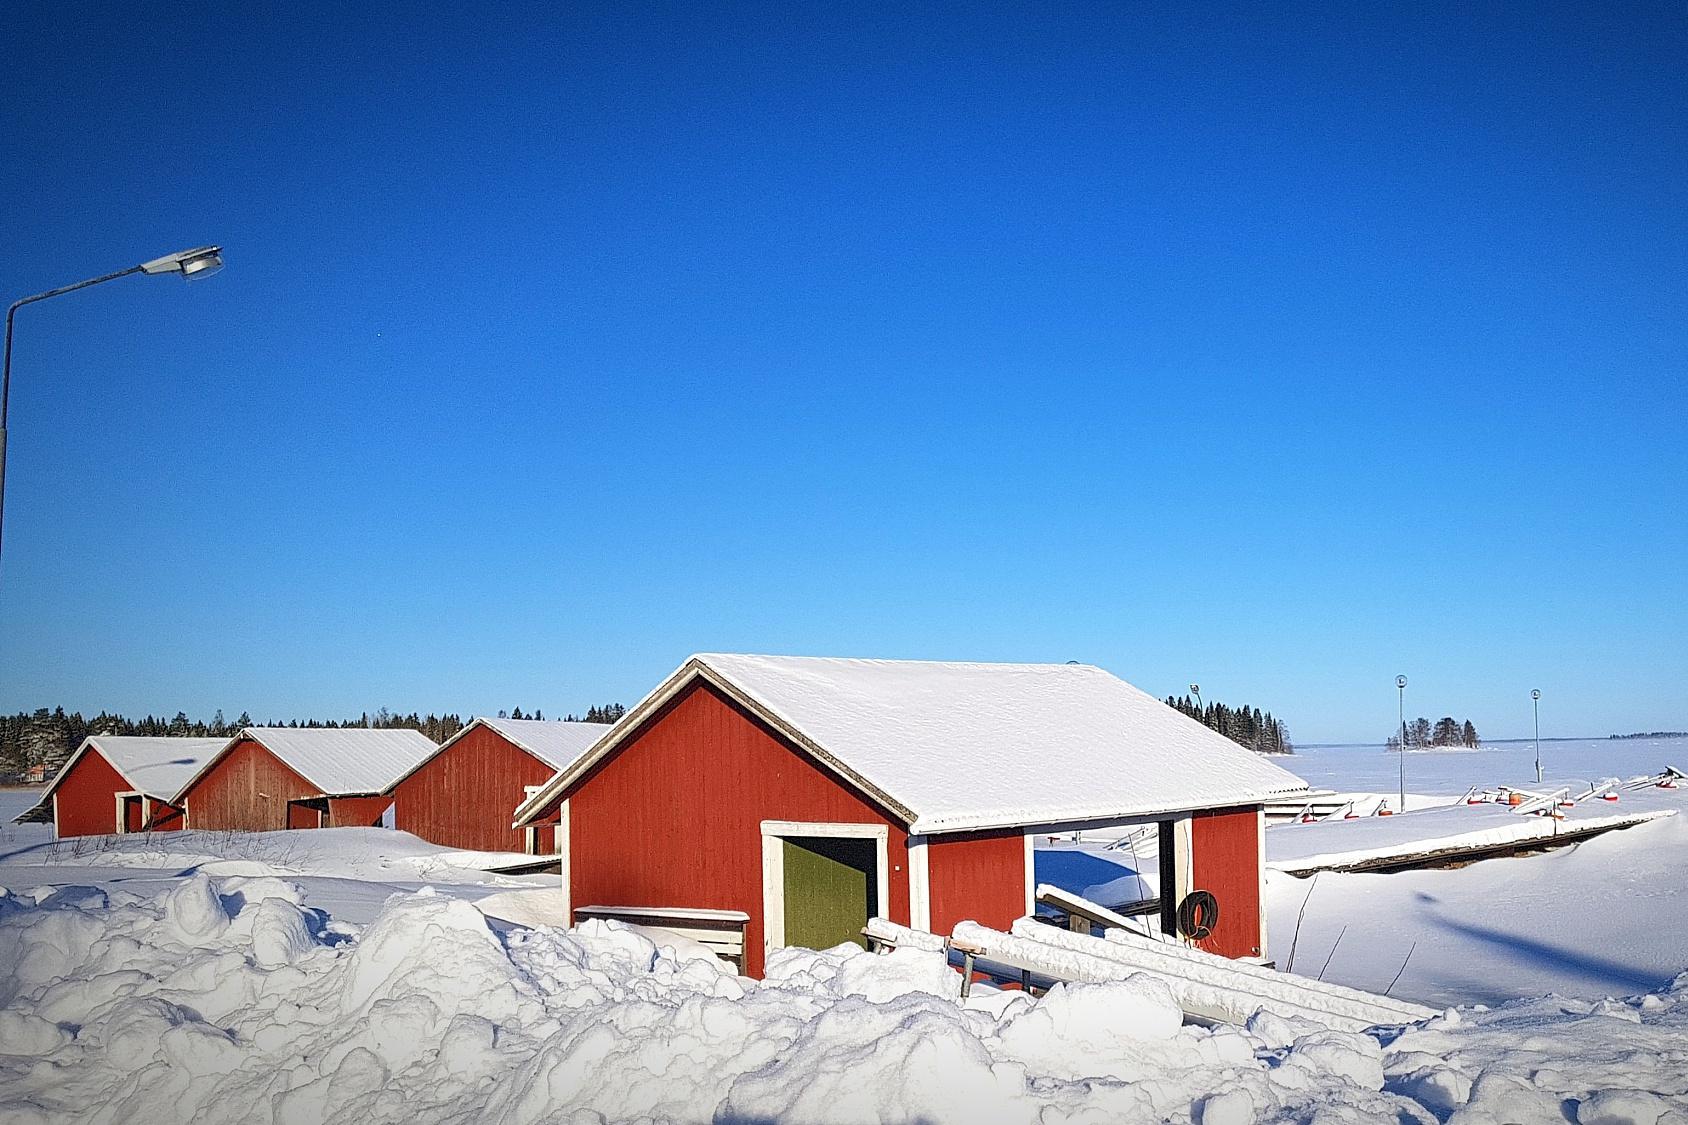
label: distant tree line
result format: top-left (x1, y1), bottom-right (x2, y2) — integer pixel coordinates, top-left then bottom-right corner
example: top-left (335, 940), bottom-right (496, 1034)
top-left (1164, 696), bottom-right (1293, 755)
top-left (1386, 716), bottom-right (1479, 751)
top-left (1608, 731), bottom-right (1688, 740)
top-left (0, 703), bottom-right (625, 776)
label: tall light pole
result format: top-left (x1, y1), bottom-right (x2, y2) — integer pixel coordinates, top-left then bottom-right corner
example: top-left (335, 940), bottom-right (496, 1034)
top-left (1532, 689), bottom-right (1542, 784)
top-left (1, 246), bottom-right (223, 568)
top-left (1396, 675), bottom-right (1408, 812)
top-left (1189, 683), bottom-right (1203, 712)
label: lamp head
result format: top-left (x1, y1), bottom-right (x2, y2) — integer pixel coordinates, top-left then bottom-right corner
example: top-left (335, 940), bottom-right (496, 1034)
top-left (1395, 675), bottom-right (1408, 689)
top-left (1532, 689), bottom-right (1541, 701)
top-left (139, 245), bottom-right (224, 280)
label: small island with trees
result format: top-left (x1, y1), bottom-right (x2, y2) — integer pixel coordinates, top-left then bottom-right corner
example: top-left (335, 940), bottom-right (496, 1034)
top-left (1608, 731), bottom-right (1688, 740)
top-left (1387, 716), bottom-right (1480, 751)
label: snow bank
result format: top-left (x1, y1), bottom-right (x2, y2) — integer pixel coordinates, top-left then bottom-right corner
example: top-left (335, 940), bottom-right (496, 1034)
top-left (8, 826), bottom-right (543, 882)
top-left (0, 875), bottom-right (1683, 1123)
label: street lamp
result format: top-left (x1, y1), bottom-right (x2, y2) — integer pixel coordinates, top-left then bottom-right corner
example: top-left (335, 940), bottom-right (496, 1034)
top-left (1395, 675), bottom-right (1408, 813)
top-left (1189, 683), bottom-right (1203, 712)
top-left (1, 246), bottom-right (223, 566)
top-left (1532, 689), bottom-right (1542, 784)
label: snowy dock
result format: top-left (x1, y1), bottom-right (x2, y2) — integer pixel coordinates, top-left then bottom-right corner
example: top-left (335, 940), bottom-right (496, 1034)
top-left (1267, 794), bottom-right (1676, 876)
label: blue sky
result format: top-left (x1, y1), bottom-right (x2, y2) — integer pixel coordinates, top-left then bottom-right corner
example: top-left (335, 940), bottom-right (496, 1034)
top-left (1, 2), bottom-right (1682, 741)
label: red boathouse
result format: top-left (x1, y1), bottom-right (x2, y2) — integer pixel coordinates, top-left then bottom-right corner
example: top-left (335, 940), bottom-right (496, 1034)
top-left (386, 717), bottom-right (611, 853)
top-left (515, 654), bottom-right (1308, 977)
top-left (175, 727), bottom-right (436, 831)
top-left (14, 736), bottom-right (225, 838)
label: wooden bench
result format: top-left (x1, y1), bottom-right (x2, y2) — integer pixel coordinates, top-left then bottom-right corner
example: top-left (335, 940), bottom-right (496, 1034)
top-left (572, 905), bottom-right (750, 973)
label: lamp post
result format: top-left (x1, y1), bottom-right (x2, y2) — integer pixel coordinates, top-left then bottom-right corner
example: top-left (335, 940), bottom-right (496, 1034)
top-left (1395, 675), bottom-right (1408, 813)
top-left (1532, 689), bottom-right (1542, 784)
top-left (1189, 683), bottom-right (1203, 712)
top-left (1, 246), bottom-right (222, 567)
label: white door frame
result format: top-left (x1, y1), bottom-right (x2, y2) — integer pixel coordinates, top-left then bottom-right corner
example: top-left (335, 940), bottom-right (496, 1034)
top-left (908, 834), bottom-right (931, 931)
top-left (113, 790), bottom-right (144, 834)
top-left (760, 820), bottom-right (890, 957)
top-left (556, 800), bottom-right (571, 920)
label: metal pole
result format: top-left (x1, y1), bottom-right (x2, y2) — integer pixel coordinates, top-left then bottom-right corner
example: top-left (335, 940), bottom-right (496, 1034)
top-left (1532, 689), bottom-right (1542, 784)
top-left (1, 265), bottom-right (148, 569)
top-left (1396, 675), bottom-right (1408, 813)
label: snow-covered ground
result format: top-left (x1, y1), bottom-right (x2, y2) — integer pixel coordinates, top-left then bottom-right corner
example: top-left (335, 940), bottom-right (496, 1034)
top-left (4, 842), bottom-right (1688, 1122)
top-left (1256, 736), bottom-right (1688, 1010)
top-left (2, 734), bottom-right (1687, 1122)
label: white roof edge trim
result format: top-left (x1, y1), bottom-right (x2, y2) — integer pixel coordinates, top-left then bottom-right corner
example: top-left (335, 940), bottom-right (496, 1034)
top-left (511, 658), bottom-right (919, 829)
top-left (381, 717), bottom-right (492, 794)
top-left (14, 739), bottom-right (104, 822)
top-left (167, 731), bottom-right (249, 804)
top-left (513, 659), bottom-right (703, 827)
top-left (170, 727), bottom-right (435, 804)
top-left (910, 793), bottom-right (1294, 835)
top-left (29, 738), bottom-right (106, 799)
top-left (691, 664), bottom-right (918, 824)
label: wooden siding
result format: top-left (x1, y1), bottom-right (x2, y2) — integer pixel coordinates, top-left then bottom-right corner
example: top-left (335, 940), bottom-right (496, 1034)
top-left (392, 725), bottom-right (557, 851)
top-left (52, 749), bottom-right (128, 837)
top-left (1190, 805), bottom-right (1263, 958)
top-left (927, 828), bottom-right (1027, 935)
top-left (147, 802), bottom-right (185, 831)
top-left (563, 680), bottom-right (912, 977)
top-left (182, 739), bottom-right (320, 831)
top-left (328, 796), bottom-right (392, 827)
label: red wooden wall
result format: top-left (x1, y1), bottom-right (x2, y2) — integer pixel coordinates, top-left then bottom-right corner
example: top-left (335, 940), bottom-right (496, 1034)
top-left (563, 681), bottom-right (912, 977)
top-left (148, 803), bottom-right (185, 831)
top-left (52, 749), bottom-right (128, 837)
top-left (392, 725), bottom-right (557, 851)
top-left (927, 828), bottom-right (1026, 935)
top-left (182, 740), bottom-right (320, 831)
top-left (1190, 805), bottom-right (1263, 958)
top-left (329, 796), bottom-right (393, 827)
top-left (529, 822), bottom-right (556, 855)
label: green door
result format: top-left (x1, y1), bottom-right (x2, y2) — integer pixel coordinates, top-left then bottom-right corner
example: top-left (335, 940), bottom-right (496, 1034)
top-left (782, 836), bottom-right (877, 951)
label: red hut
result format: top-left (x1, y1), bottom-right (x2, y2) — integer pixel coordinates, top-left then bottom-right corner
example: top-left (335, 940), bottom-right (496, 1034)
top-left (14, 736), bottom-right (224, 838)
top-left (386, 717), bottom-right (612, 853)
top-left (515, 654), bottom-right (1308, 977)
top-left (175, 727), bottom-right (436, 831)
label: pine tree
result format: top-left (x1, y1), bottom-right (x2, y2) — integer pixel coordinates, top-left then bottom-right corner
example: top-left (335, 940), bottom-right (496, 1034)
top-left (1462, 720), bottom-right (1479, 748)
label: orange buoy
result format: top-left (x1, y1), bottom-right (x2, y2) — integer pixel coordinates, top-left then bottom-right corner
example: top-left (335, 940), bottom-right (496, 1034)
top-left (1507, 791), bottom-right (1526, 806)
top-left (1601, 792), bottom-right (1619, 802)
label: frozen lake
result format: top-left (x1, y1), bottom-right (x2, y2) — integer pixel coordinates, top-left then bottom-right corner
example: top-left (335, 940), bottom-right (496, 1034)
top-left (1282, 734), bottom-right (1688, 797)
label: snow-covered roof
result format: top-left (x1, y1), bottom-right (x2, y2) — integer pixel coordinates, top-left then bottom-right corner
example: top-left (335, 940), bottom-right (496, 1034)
top-left (516, 654), bottom-right (1309, 834)
top-left (177, 727), bottom-right (439, 800)
top-left (14, 736), bottom-right (227, 823)
top-left (478, 717), bottom-right (613, 770)
top-left (383, 717), bottom-right (614, 792)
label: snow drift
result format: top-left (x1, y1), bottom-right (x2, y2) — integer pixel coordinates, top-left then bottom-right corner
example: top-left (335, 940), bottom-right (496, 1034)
top-left (0, 874), bottom-right (1685, 1123)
